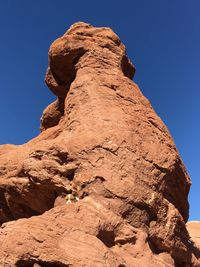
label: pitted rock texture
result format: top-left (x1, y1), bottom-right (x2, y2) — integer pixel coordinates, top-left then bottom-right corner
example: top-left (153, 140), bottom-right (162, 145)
top-left (0, 22), bottom-right (199, 267)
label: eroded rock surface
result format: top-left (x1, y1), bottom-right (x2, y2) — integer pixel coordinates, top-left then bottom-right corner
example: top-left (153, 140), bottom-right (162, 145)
top-left (0, 22), bottom-right (199, 267)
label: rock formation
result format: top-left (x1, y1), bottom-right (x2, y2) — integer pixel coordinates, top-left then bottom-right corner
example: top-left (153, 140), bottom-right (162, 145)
top-left (0, 22), bottom-right (199, 267)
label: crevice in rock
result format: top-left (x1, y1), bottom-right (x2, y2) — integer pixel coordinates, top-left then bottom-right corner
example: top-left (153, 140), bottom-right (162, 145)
top-left (65, 168), bottom-right (76, 181)
top-left (121, 203), bottom-right (151, 228)
top-left (91, 145), bottom-right (119, 156)
top-left (147, 118), bottom-right (166, 134)
top-left (80, 176), bottom-right (106, 190)
top-left (147, 238), bottom-right (165, 255)
top-left (96, 229), bottom-right (115, 248)
top-left (16, 259), bottom-right (70, 267)
top-left (115, 236), bottom-right (137, 246)
top-left (133, 201), bottom-right (158, 224)
top-left (116, 92), bottom-right (137, 105)
top-left (0, 190), bottom-right (14, 224)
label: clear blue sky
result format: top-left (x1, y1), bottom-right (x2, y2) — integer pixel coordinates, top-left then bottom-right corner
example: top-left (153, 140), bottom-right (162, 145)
top-left (0, 1), bottom-right (199, 221)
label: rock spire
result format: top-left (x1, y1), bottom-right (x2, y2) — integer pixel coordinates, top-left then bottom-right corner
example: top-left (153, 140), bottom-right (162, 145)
top-left (0, 22), bottom-right (199, 266)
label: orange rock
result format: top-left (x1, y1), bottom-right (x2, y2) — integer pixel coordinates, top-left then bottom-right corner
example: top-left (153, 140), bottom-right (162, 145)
top-left (0, 22), bottom-right (199, 266)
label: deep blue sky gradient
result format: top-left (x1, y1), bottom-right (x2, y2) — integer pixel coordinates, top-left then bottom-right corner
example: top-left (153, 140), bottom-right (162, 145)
top-left (0, 1), bottom-right (199, 220)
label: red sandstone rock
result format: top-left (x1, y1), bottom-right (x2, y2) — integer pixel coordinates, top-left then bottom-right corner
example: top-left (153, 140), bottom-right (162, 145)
top-left (0, 22), bottom-right (199, 266)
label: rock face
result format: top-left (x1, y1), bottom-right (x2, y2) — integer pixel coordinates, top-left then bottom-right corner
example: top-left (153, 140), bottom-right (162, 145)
top-left (0, 22), bottom-right (199, 267)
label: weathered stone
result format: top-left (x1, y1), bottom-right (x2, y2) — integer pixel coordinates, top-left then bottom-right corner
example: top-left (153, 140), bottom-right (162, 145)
top-left (0, 22), bottom-right (199, 266)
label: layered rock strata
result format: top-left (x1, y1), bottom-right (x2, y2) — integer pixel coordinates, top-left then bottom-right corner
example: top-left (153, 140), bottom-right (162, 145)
top-left (0, 22), bottom-right (199, 267)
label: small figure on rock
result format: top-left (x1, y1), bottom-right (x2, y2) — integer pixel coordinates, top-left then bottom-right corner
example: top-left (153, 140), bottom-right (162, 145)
top-left (65, 185), bottom-right (79, 204)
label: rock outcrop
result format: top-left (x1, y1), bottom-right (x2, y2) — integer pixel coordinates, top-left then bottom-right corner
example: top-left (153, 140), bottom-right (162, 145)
top-left (0, 22), bottom-right (199, 267)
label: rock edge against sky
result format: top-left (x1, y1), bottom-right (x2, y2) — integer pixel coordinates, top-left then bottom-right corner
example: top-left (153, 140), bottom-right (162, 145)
top-left (0, 22), bottom-right (199, 267)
